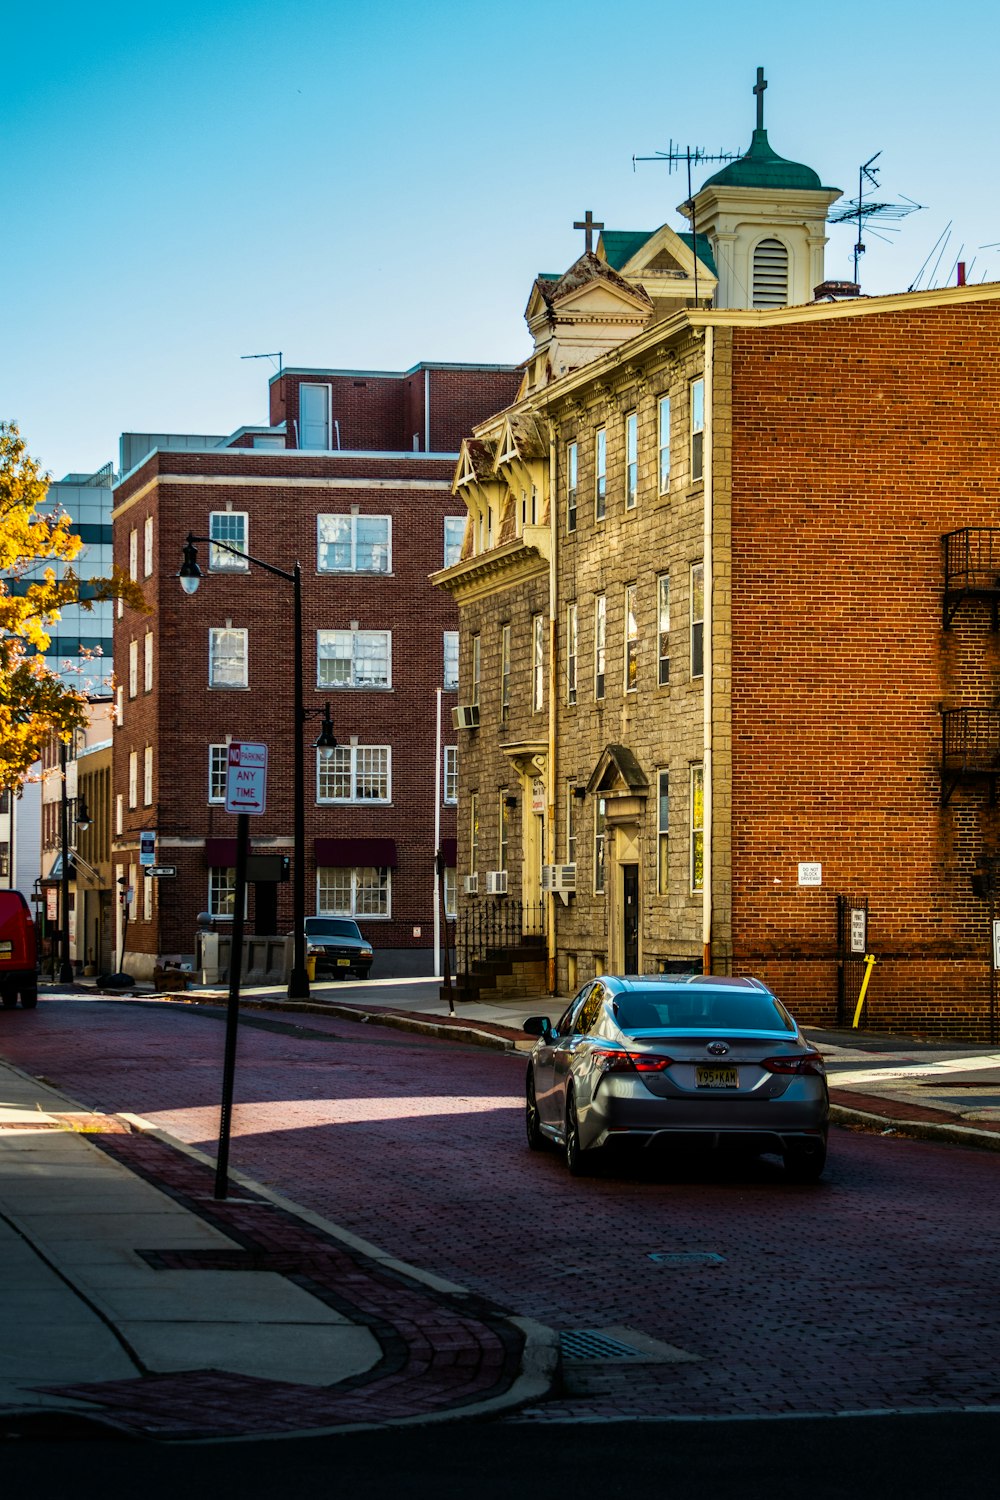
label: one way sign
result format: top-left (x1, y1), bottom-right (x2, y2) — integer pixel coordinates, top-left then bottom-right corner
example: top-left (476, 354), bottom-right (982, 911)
top-left (225, 741), bottom-right (268, 815)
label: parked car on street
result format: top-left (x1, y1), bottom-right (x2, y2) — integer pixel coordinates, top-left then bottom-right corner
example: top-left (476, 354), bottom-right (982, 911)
top-left (0, 891), bottom-right (38, 1010)
top-left (523, 975), bottom-right (828, 1179)
top-left (304, 916), bottom-right (374, 980)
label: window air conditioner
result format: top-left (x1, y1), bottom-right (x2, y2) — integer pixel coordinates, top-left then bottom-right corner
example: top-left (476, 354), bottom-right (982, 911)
top-left (463, 873), bottom-right (479, 895)
top-left (452, 704), bottom-right (480, 730)
top-left (541, 864), bottom-right (577, 893)
top-left (485, 870), bottom-right (508, 895)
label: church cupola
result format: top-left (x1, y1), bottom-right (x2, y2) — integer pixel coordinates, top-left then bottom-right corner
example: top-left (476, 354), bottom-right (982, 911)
top-left (682, 69), bottom-right (842, 311)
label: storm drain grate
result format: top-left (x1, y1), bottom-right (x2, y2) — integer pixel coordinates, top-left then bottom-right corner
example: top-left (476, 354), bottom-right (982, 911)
top-left (560, 1329), bottom-right (644, 1362)
top-left (648, 1251), bottom-right (726, 1265)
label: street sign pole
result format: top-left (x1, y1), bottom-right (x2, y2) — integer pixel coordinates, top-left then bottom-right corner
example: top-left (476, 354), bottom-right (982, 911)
top-left (215, 811), bottom-right (249, 1200)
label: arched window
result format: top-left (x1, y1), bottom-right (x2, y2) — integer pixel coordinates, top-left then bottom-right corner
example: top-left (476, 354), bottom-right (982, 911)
top-left (752, 238), bottom-right (789, 308)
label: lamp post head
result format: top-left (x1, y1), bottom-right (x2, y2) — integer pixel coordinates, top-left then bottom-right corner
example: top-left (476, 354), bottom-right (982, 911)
top-left (178, 534), bottom-right (202, 595)
top-left (76, 796), bottom-right (91, 832)
top-left (313, 703), bottom-right (338, 749)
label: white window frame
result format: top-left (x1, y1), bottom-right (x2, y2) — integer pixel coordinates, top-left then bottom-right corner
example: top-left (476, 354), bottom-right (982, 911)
top-left (444, 866), bottom-right (457, 919)
top-left (444, 745), bottom-right (458, 805)
top-left (143, 870), bottom-right (153, 921)
top-left (691, 378), bottom-right (705, 483)
top-left (471, 634), bottom-right (481, 707)
top-left (500, 624), bottom-right (510, 723)
top-left (657, 574), bottom-right (670, 686)
top-left (316, 744), bottom-right (391, 804)
top-left (594, 593), bottom-right (606, 701)
top-left (143, 515), bottom-right (153, 577)
top-left (443, 631), bottom-right (459, 691)
top-left (624, 410), bottom-right (638, 509)
top-left (128, 751), bottom-right (138, 810)
top-left (624, 584), bottom-right (638, 693)
top-left (115, 793), bottom-right (123, 836)
top-left (657, 769), bottom-right (669, 896)
top-left (128, 638), bottom-right (138, 699)
top-left (566, 441), bottom-right (578, 533)
top-left (690, 562), bottom-right (705, 680)
top-left (144, 630), bottom-right (153, 693)
top-left (532, 613), bottom-right (545, 712)
top-left (128, 528), bottom-right (138, 581)
top-left (209, 511), bottom-right (249, 572)
top-left (566, 602), bottom-right (578, 706)
top-left (209, 866), bottom-right (237, 919)
top-left (208, 744), bottom-right (228, 804)
top-left (658, 395), bottom-right (671, 494)
top-left (317, 866), bottom-right (391, 919)
top-left (209, 627), bottom-right (248, 689)
top-left (595, 427), bottom-right (607, 520)
top-left (317, 513), bottom-right (392, 574)
top-left (317, 629), bottom-right (391, 689)
top-left (691, 763), bottom-right (705, 894)
top-left (444, 516), bottom-right (465, 568)
top-left (143, 745), bottom-right (153, 806)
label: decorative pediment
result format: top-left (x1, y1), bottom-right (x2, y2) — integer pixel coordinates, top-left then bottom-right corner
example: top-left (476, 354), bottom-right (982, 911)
top-left (453, 437), bottom-right (496, 490)
top-left (586, 743), bottom-right (649, 798)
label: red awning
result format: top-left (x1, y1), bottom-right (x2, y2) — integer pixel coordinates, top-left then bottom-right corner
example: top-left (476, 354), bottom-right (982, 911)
top-left (205, 838), bottom-right (238, 866)
top-left (313, 838), bottom-right (397, 868)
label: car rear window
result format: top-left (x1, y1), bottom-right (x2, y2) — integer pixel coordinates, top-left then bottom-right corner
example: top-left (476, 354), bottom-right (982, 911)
top-left (615, 989), bottom-right (795, 1033)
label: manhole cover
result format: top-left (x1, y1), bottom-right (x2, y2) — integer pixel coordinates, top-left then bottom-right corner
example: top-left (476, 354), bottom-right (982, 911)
top-left (560, 1329), bottom-right (644, 1362)
top-left (648, 1251), bottom-right (726, 1265)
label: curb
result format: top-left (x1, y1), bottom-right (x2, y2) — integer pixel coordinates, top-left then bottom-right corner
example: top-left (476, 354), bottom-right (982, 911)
top-left (829, 1099), bottom-right (1000, 1153)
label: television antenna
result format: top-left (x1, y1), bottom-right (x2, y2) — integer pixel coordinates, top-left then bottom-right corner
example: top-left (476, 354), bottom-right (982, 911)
top-left (633, 140), bottom-right (740, 305)
top-left (241, 351), bottom-right (283, 373)
top-left (828, 153), bottom-right (923, 286)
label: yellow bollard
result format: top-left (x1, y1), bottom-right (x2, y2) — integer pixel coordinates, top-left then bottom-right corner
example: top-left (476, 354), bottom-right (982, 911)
top-left (852, 954), bottom-right (877, 1029)
top-left (306, 954), bottom-right (317, 982)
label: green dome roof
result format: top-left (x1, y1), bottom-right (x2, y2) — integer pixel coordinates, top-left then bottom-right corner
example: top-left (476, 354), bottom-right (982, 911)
top-left (701, 128), bottom-right (827, 192)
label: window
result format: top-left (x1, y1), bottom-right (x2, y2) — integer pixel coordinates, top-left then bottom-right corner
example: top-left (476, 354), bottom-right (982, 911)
top-left (566, 603), bottom-right (578, 706)
top-left (443, 632), bottom-right (459, 691)
top-left (299, 382), bottom-right (331, 449)
top-left (595, 427), bottom-right (607, 520)
top-left (115, 793), bottom-right (123, 836)
top-left (317, 514), bottom-right (391, 574)
top-left (594, 797), bottom-right (606, 894)
top-left (499, 793), bottom-right (509, 871)
top-left (143, 515), bottom-right (153, 577)
top-left (566, 442), bottom-right (578, 533)
top-left (532, 614), bottom-right (545, 711)
top-left (657, 770), bottom-right (669, 895)
top-left (128, 528), bottom-right (138, 581)
top-left (690, 563), bottom-right (705, 679)
top-left (128, 751), bottom-right (138, 809)
top-left (470, 792), bottom-right (479, 871)
top-left (208, 745), bottom-right (228, 803)
top-left (209, 511), bottom-right (248, 572)
top-left (444, 516), bottom-right (465, 567)
top-left (128, 639), bottom-right (138, 698)
top-left (624, 584), bottom-right (638, 692)
top-left (625, 411), bottom-right (638, 509)
top-left (444, 745), bottom-right (457, 804)
top-left (594, 593), bottom-right (606, 700)
top-left (657, 574), bottom-right (670, 685)
top-left (209, 866), bottom-right (236, 918)
top-left (753, 237), bottom-right (789, 308)
top-left (444, 866), bottom-right (457, 918)
top-left (116, 686), bottom-right (123, 726)
top-left (143, 871), bottom-right (153, 921)
top-left (471, 634), bottom-right (481, 706)
top-left (317, 629), bottom-right (390, 689)
top-left (0, 843), bottom-right (9, 879)
top-left (317, 744), bottom-right (390, 802)
top-left (318, 867), bottom-right (391, 917)
top-left (500, 625), bottom-right (510, 723)
top-left (691, 378), bottom-right (705, 482)
top-left (144, 631), bottom-right (153, 693)
top-left (691, 764), bottom-right (705, 893)
top-left (143, 745), bottom-right (153, 806)
top-left (565, 782), bottom-right (577, 865)
top-left (209, 628), bottom-right (248, 688)
top-left (658, 395), bottom-right (671, 494)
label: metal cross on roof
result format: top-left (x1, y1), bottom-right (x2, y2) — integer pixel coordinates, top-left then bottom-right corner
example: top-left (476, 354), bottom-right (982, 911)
top-left (574, 210), bottom-right (604, 254)
top-left (753, 66), bottom-right (767, 130)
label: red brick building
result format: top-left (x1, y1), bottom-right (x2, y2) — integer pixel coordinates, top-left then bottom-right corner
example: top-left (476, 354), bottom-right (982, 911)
top-left (112, 362), bottom-right (520, 980)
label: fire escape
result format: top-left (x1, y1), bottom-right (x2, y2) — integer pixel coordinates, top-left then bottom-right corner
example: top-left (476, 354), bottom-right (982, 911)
top-left (941, 529), bottom-right (1000, 807)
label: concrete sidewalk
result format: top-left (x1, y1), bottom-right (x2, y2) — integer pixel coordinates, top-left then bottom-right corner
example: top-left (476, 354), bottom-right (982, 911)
top-left (0, 1051), bottom-right (555, 1441)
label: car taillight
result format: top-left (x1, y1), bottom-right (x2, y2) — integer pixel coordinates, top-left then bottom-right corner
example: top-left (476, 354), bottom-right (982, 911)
top-left (591, 1049), bottom-right (673, 1073)
top-left (761, 1052), bottom-right (825, 1076)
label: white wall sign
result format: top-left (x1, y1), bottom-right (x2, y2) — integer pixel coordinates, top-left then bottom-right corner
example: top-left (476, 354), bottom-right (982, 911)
top-left (993, 919), bottom-right (1000, 972)
top-left (225, 742), bottom-right (268, 816)
top-left (139, 830), bottom-right (156, 867)
top-left (798, 862), bottom-right (822, 887)
top-left (850, 907), bottom-right (867, 954)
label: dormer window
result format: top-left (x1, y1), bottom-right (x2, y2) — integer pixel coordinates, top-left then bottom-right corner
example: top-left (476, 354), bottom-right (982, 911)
top-left (752, 238), bottom-right (789, 308)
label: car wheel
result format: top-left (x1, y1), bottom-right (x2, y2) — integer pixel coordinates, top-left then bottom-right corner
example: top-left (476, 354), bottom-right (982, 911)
top-left (20, 982), bottom-right (38, 1010)
top-left (565, 1090), bottom-right (596, 1177)
top-left (0, 988), bottom-right (17, 1010)
top-left (525, 1067), bottom-right (544, 1151)
top-left (784, 1136), bottom-right (827, 1183)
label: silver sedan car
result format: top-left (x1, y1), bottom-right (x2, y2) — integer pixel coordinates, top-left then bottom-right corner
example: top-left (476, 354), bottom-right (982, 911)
top-left (523, 975), bottom-right (828, 1180)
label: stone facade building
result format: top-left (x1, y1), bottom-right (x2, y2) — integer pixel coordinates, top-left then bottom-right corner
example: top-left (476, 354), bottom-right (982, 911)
top-left (435, 81), bottom-right (1000, 1040)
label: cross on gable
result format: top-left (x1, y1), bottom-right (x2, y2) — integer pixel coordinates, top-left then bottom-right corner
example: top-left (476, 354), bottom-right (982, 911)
top-left (573, 210), bottom-right (605, 254)
top-left (753, 66), bottom-right (767, 130)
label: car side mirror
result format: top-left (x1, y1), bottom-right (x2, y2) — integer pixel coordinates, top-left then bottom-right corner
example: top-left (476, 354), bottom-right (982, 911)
top-left (523, 1015), bottom-right (553, 1039)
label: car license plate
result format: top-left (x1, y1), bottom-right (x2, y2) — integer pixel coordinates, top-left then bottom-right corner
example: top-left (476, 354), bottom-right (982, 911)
top-left (336, 957), bottom-right (351, 966)
top-left (695, 1065), bottom-right (739, 1089)
top-left (0, 941), bottom-right (11, 956)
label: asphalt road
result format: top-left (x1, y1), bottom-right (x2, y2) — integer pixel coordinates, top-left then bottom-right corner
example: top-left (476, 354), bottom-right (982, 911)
top-left (3, 996), bottom-right (1000, 1431)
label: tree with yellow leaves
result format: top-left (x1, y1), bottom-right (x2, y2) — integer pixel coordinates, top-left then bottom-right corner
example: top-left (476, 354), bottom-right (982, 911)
top-left (0, 421), bottom-right (147, 790)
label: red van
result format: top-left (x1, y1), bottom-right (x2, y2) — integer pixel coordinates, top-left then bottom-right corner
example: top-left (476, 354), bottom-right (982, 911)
top-left (0, 891), bottom-right (38, 1009)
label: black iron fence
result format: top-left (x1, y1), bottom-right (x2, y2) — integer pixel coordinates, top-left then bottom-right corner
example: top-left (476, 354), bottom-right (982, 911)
top-left (457, 897), bottom-right (546, 981)
top-left (836, 893), bottom-right (869, 1027)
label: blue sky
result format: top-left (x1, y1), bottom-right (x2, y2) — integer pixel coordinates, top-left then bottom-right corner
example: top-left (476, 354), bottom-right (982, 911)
top-left (5, 0), bottom-right (998, 481)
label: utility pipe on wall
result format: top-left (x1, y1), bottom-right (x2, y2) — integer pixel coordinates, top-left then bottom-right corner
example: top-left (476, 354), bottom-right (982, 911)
top-left (702, 323), bottom-right (714, 978)
top-left (547, 420), bottom-right (558, 994)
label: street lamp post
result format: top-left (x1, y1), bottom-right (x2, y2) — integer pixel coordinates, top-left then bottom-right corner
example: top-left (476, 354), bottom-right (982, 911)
top-left (58, 736), bottom-right (90, 985)
top-left (179, 533), bottom-right (310, 999)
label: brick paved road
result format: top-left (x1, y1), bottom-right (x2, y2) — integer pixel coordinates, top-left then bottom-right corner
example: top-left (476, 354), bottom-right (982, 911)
top-left (5, 998), bottom-right (1000, 1421)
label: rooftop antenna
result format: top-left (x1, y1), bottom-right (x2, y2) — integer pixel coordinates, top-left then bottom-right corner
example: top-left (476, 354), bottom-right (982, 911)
top-left (634, 67), bottom-right (765, 307)
top-left (241, 351), bottom-right (283, 373)
top-left (828, 153), bottom-right (923, 286)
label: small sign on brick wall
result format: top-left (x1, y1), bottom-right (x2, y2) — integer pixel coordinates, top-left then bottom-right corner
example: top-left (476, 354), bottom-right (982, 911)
top-left (798, 862), bottom-right (822, 887)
